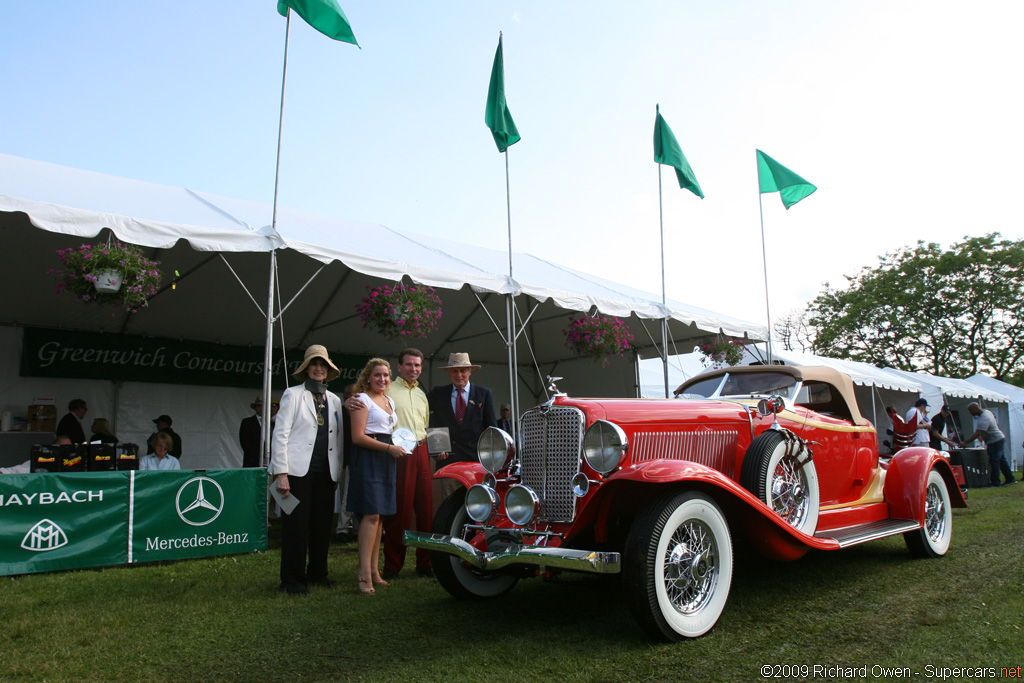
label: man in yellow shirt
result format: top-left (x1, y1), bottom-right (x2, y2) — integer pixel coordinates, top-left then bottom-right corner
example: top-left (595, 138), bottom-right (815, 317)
top-left (382, 348), bottom-right (433, 579)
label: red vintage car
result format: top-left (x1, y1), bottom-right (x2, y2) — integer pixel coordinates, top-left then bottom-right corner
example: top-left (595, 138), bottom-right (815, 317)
top-left (406, 365), bottom-right (965, 641)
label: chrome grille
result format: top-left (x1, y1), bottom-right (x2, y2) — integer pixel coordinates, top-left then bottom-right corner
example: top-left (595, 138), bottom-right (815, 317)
top-left (519, 406), bottom-right (584, 523)
top-left (630, 430), bottom-right (737, 479)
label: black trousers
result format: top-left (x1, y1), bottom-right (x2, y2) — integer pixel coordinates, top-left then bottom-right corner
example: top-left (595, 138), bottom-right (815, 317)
top-left (279, 470), bottom-right (337, 588)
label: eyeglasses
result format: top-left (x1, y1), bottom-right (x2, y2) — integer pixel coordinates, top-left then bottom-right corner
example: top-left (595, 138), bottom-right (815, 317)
top-left (309, 359), bottom-right (329, 367)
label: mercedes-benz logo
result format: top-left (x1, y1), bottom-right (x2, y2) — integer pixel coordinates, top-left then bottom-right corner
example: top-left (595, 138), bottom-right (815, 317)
top-left (175, 476), bottom-right (225, 526)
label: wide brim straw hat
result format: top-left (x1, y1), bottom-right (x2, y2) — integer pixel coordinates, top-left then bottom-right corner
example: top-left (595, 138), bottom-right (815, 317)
top-left (439, 352), bottom-right (481, 371)
top-left (293, 345), bottom-right (341, 382)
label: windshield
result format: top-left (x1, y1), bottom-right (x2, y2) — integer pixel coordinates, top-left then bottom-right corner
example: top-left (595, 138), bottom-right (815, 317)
top-left (680, 372), bottom-right (799, 400)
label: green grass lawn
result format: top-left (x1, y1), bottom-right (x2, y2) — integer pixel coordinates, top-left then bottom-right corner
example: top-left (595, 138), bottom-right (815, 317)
top-left (2, 485), bottom-right (1022, 683)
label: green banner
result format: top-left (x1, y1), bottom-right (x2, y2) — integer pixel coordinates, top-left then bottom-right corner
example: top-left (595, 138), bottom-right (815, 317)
top-left (0, 472), bottom-right (130, 575)
top-left (20, 326), bottom-right (366, 389)
top-left (130, 469), bottom-right (267, 563)
top-left (0, 469), bottom-right (268, 576)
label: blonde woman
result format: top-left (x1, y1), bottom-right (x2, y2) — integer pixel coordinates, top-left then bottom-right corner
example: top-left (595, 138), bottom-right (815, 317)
top-left (347, 358), bottom-right (409, 595)
top-left (89, 418), bottom-right (118, 444)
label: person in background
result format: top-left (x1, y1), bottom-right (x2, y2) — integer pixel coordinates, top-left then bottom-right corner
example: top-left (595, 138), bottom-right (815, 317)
top-left (57, 398), bottom-right (87, 443)
top-left (906, 398), bottom-right (931, 445)
top-left (89, 418), bottom-right (118, 444)
top-left (347, 358), bottom-right (409, 595)
top-left (140, 432), bottom-right (181, 471)
top-left (271, 345), bottom-right (345, 595)
top-left (428, 352), bottom-right (497, 501)
top-left (928, 404), bottom-right (959, 451)
top-left (239, 395), bottom-right (279, 468)
top-left (964, 402), bottom-right (1016, 487)
top-left (334, 383), bottom-right (358, 543)
top-left (498, 403), bottom-right (513, 435)
top-left (147, 414), bottom-right (182, 459)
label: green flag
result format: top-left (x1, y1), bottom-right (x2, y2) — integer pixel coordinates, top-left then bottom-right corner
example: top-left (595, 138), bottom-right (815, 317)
top-left (756, 150), bottom-right (816, 209)
top-left (485, 34), bottom-right (520, 153)
top-left (653, 105), bottom-right (703, 199)
top-left (277, 0), bottom-right (359, 46)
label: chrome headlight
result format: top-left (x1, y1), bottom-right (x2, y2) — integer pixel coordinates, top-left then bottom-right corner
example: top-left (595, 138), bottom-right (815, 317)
top-left (477, 427), bottom-right (514, 473)
top-left (582, 420), bottom-right (628, 474)
top-left (504, 484), bottom-right (540, 526)
top-left (465, 484), bottom-right (498, 523)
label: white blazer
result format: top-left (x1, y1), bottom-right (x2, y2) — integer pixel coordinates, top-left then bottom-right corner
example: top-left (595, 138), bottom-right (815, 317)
top-left (270, 384), bottom-right (343, 480)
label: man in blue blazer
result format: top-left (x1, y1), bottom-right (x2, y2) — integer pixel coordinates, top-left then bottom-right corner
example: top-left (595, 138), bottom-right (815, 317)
top-left (428, 352), bottom-right (497, 501)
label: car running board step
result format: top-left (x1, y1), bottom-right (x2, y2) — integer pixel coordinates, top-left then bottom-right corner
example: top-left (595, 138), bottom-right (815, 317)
top-left (814, 519), bottom-right (920, 548)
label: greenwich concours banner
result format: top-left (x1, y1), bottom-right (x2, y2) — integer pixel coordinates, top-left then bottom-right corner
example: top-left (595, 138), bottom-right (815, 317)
top-left (20, 327), bottom-right (366, 389)
top-left (0, 469), bottom-right (267, 576)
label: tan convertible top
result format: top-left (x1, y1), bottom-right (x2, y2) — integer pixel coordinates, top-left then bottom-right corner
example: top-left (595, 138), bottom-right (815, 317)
top-left (675, 364), bottom-right (869, 426)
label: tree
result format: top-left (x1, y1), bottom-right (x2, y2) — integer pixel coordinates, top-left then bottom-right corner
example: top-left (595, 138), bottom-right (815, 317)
top-left (773, 309), bottom-right (816, 353)
top-left (806, 233), bottom-right (1024, 380)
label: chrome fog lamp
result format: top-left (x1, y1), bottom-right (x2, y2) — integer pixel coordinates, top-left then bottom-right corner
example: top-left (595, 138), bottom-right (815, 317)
top-left (504, 484), bottom-right (540, 526)
top-left (477, 427), bottom-right (514, 473)
top-left (582, 420), bottom-right (628, 474)
top-left (465, 484), bottom-right (498, 523)
top-left (571, 471), bottom-right (591, 498)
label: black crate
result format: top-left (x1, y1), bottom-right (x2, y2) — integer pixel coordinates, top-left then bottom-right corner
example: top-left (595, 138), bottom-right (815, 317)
top-left (115, 443), bottom-right (140, 471)
top-left (30, 445), bottom-right (59, 473)
top-left (88, 443), bottom-right (117, 471)
top-left (59, 444), bottom-right (88, 473)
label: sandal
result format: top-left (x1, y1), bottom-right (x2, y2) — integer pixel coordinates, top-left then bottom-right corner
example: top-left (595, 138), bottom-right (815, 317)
top-left (373, 574), bottom-right (390, 587)
top-left (357, 577), bottom-right (375, 596)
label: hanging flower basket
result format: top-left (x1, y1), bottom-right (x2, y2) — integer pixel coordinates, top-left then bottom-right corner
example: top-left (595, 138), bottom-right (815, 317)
top-left (356, 283), bottom-right (443, 341)
top-left (50, 240), bottom-right (163, 313)
top-left (699, 337), bottom-right (746, 369)
top-left (564, 315), bottom-right (634, 366)
top-left (92, 269), bottom-right (124, 294)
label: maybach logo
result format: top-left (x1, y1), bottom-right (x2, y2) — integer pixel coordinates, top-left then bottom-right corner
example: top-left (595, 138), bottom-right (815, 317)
top-left (175, 476), bottom-right (224, 526)
top-left (21, 518), bottom-right (69, 552)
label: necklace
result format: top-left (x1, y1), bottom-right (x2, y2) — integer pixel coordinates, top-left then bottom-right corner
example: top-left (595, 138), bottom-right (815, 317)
top-left (315, 395), bottom-right (326, 426)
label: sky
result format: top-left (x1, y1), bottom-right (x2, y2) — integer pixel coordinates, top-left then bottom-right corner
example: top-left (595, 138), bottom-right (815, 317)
top-left (3, 0), bottom-right (1023, 329)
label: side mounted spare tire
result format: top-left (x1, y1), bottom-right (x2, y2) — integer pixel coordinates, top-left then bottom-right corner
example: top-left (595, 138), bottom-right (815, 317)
top-left (740, 429), bottom-right (819, 534)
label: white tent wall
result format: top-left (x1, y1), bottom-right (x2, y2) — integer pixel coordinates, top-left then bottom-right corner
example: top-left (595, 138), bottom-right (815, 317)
top-left (966, 374), bottom-right (1024, 471)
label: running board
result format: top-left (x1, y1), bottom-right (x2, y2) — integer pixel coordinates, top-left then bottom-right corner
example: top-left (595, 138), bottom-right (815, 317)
top-left (815, 519), bottom-right (920, 548)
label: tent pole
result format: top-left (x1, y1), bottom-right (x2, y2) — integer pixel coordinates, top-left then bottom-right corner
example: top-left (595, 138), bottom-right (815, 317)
top-left (262, 10), bottom-right (292, 467)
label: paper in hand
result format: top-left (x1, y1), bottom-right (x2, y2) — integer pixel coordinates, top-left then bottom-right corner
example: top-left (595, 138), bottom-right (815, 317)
top-left (268, 480), bottom-right (299, 515)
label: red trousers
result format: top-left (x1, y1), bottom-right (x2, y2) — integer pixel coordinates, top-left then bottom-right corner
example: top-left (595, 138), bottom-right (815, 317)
top-left (383, 442), bottom-right (433, 573)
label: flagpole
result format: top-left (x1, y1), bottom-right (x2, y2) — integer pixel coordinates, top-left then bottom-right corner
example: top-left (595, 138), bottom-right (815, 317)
top-left (261, 10), bottom-right (293, 466)
top-left (504, 146), bottom-right (519, 434)
top-left (757, 152), bottom-right (773, 366)
top-left (657, 163), bottom-right (669, 398)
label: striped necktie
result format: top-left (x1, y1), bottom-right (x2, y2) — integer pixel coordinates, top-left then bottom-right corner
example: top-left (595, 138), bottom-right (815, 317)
top-left (456, 390), bottom-right (466, 425)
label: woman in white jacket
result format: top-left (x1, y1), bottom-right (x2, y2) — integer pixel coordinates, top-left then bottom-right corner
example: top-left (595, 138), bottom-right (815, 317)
top-left (271, 345), bottom-right (344, 595)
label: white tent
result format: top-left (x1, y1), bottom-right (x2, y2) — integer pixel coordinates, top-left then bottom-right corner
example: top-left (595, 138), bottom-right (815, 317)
top-left (0, 153), bottom-right (766, 468)
top-left (965, 374), bottom-right (1023, 470)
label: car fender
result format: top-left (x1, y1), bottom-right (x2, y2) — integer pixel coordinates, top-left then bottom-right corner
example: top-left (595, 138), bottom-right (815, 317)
top-left (433, 461), bottom-right (486, 489)
top-left (600, 460), bottom-right (837, 561)
top-left (884, 447), bottom-right (967, 522)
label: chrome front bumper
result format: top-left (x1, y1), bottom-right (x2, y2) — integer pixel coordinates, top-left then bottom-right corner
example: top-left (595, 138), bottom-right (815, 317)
top-left (404, 531), bottom-right (621, 574)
